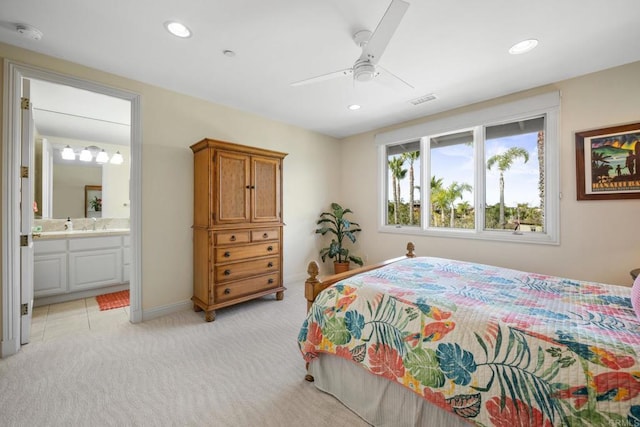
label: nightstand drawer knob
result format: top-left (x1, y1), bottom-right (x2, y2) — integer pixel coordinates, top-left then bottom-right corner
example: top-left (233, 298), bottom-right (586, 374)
top-left (262, 233), bottom-right (269, 239)
top-left (224, 269), bottom-right (231, 276)
top-left (224, 288), bottom-right (231, 295)
top-left (224, 251), bottom-right (231, 257)
top-left (229, 235), bottom-right (236, 242)
top-left (268, 278), bottom-right (274, 284)
top-left (267, 262), bottom-right (274, 268)
top-left (267, 246), bottom-right (273, 252)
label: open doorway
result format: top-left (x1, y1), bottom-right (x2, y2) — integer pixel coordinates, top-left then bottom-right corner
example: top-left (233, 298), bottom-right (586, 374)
top-left (1, 60), bottom-right (142, 357)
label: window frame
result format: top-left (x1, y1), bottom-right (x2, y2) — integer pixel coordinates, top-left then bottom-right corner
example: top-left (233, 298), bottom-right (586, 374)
top-left (377, 92), bottom-right (560, 245)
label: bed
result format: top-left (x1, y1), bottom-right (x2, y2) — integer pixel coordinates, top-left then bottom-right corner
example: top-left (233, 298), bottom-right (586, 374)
top-left (298, 243), bottom-right (640, 426)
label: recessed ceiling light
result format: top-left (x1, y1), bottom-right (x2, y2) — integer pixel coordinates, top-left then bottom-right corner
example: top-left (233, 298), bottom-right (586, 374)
top-left (164, 21), bottom-right (192, 38)
top-left (509, 39), bottom-right (539, 55)
top-left (348, 104), bottom-right (361, 111)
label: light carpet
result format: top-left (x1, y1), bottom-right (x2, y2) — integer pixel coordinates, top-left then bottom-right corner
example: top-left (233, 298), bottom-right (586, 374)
top-left (0, 282), bottom-right (369, 427)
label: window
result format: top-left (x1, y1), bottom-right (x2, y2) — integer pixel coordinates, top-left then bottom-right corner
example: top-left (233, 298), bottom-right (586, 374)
top-left (378, 93), bottom-right (559, 244)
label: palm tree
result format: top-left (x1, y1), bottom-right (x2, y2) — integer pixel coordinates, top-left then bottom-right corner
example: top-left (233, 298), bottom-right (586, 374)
top-left (429, 176), bottom-right (444, 226)
top-left (536, 131), bottom-right (545, 232)
top-left (388, 157), bottom-right (407, 224)
top-left (487, 147), bottom-right (529, 229)
top-left (402, 151), bottom-right (420, 225)
top-left (444, 182), bottom-right (472, 227)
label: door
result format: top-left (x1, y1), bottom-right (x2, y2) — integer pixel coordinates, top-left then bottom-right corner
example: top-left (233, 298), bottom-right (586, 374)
top-left (251, 156), bottom-right (281, 223)
top-left (215, 150), bottom-right (250, 224)
top-left (20, 78), bottom-right (35, 344)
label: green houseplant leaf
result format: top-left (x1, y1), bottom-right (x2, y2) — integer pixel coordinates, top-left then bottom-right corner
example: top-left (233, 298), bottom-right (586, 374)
top-left (315, 202), bottom-right (364, 267)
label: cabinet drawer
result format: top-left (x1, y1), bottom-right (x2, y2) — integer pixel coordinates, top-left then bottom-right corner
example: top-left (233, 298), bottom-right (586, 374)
top-left (214, 273), bottom-right (280, 303)
top-left (214, 257), bottom-right (279, 282)
top-left (214, 231), bottom-right (250, 245)
top-left (214, 242), bottom-right (279, 262)
top-left (34, 239), bottom-right (67, 254)
top-left (251, 228), bottom-right (279, 242)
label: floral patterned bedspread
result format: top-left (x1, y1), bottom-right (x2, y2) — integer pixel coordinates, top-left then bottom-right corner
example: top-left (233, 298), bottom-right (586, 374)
top-left (298, 257), bottom-right (640, 426)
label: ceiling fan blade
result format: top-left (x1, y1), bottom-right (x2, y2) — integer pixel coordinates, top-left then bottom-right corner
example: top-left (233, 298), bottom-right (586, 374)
top-left (375, 65), bottom-right (414, 90)
top-left (291, 68), bottom-right (353, 87)
top-left (362, 0), bottom-right (409, 65)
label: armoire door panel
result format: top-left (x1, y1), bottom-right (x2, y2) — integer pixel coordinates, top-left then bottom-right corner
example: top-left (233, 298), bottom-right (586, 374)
top-left (216, 151), bottom-right (250, 223)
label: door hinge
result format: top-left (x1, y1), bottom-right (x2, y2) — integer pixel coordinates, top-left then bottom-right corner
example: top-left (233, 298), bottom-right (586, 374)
top-left (21, 166), bottom-right (29, 178)
top-left (21, 303), bottom-right (29, 316)
top-left (20, 235), bottom-right (28, 247)
top-left (21, 97), bottom-right (30, 110)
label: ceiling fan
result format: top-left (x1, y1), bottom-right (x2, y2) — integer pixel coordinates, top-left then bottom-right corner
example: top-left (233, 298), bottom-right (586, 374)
top-left (291, 0), bottom-right (413, 90)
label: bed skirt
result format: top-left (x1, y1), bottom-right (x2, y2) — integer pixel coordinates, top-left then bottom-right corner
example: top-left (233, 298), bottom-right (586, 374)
top-left (308, 354), bottom-right (469, 427)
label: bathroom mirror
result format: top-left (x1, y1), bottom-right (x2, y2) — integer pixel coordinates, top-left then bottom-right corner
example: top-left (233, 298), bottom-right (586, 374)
top-left (30, 78), bottom-right (131, 220)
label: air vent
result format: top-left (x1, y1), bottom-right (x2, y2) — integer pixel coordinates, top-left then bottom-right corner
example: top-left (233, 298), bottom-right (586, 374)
top-left (409, 94), bottom-right (437, 106)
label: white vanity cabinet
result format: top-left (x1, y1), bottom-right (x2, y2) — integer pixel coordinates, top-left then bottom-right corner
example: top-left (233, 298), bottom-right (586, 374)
top-left (34, 233), bottom-right (128, 300)
top-left (68, 236), bottom-right (122, 292)
top-left (34, 239), bottom-right (68, 297)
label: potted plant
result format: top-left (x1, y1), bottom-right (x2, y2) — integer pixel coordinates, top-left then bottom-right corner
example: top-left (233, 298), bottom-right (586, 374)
top-left (315, 202), bottom-right (364, 273)
top-left (89, 196), bottom-right (102, 212)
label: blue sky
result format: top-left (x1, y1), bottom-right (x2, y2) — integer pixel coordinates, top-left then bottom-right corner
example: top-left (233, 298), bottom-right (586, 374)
top-left (392, 132), bottom-right (541, 207)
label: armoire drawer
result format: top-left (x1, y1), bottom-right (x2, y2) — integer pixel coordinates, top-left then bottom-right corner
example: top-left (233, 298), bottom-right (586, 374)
top-left (214, 231), bottom-right (250, 245)
top-left (214, 273), bottom-right (280, 303)
top-left (214, 257), bottom-right (279, 282)
top-left (251, 228), bottom-right (279, 242)
top-left (214, 241), bottom-right (279, 262)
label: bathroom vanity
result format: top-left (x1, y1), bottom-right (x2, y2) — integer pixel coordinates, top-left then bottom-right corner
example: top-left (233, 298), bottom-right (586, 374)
top-left (33, 229), bottom-right (130, 306)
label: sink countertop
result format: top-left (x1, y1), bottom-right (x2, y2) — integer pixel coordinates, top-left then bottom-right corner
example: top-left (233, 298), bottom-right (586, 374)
top-left (34, 228), bottom-right (130, 240)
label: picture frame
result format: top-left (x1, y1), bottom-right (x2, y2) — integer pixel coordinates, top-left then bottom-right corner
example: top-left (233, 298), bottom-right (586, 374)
top-left (85, 185), bottom-right (102, 218)
top-left (575, 122), bottom-right (640, 200)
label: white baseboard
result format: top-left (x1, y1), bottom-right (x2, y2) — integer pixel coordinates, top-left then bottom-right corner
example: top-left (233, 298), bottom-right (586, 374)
top-left (142, 299), bottom-right (192, 321)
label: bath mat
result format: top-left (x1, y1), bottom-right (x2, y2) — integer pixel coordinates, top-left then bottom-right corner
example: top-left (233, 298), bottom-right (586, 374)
top-left (96, 290), bottom-right (129, 311)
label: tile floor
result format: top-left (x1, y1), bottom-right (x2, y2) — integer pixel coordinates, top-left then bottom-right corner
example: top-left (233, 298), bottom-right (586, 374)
top-left (30, 297), bottom-right (130, 343)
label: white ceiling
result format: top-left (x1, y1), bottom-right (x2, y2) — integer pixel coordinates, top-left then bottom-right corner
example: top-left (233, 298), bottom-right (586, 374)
top-left (1, 0), bottom-right (640, 139)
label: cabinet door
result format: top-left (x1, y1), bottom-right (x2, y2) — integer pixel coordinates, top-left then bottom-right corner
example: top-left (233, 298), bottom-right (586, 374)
top-left (251, 156), bottom-right (281, 223)
top-left (34, 254), bottom-right (67, 297)
top-left (216, 151), bottom-right (250, 224)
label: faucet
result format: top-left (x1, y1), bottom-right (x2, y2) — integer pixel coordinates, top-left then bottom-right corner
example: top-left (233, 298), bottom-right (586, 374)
top-left (92, 217), bottom-right (97, 231)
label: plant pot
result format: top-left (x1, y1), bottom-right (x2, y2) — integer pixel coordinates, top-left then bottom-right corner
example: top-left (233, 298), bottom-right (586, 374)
top-left (334, 261), bottom-right (350, 274)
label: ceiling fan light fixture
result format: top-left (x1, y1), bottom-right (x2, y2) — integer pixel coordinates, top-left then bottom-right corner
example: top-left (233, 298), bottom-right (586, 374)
top-left (354, 60), bottom-right (376, 82)
top-left (164, 21), bottom-right (192, 38)
top-left (61, 145), bottom-right (75, 160)
top-left (509, 39), bottom-right (538, 55)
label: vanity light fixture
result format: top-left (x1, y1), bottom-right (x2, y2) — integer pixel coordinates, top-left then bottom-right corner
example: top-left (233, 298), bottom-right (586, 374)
top-left (96, 149), bottom-right (109, 164)
top-left (61, 145), bottom-right (75, 160)
top-left (110, 151), bottom-right (124, 165)
top-left (79, 147), bottom-right (92, 162)
top-left (164, 21), bottom-right (192, 38)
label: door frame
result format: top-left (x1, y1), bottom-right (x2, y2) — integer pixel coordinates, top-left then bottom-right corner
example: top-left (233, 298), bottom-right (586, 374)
top-left (1, 60), bottom-right (143, 357)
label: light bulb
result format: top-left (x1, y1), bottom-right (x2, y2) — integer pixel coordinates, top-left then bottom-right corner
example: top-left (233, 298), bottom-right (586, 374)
top-left (110, 151), bottom-right (124, 165)
top-left (79, 147), bottom-right (92, 162)
top-left (96, 149), bottom-right (109, 164)
top-left (61, 145), bottom-right (75, 160)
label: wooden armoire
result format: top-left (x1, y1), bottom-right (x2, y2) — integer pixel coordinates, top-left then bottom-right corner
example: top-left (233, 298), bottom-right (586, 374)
top-left (190, 138), bottom-right (287, 322)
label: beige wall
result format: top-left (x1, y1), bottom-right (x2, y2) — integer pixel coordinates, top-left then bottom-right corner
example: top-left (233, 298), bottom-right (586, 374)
top-left (340, 61), bottom-right (640, 287)
top-left (0, 43), bottom-right (341, 324)
top-left (2, 41), bottom-right (639, 341)
top-left (52, 163), bottom-right (101, 218)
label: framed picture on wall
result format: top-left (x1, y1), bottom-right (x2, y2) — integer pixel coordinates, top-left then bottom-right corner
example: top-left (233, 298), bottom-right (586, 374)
top-left (85, 185), bottom-right (102, 217)
top-left (575, 122), bottom-right (640, 200)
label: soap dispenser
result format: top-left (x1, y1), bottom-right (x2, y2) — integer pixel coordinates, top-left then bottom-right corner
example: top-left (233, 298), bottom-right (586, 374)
top-left (65, 217), bottom-right (73, 231)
